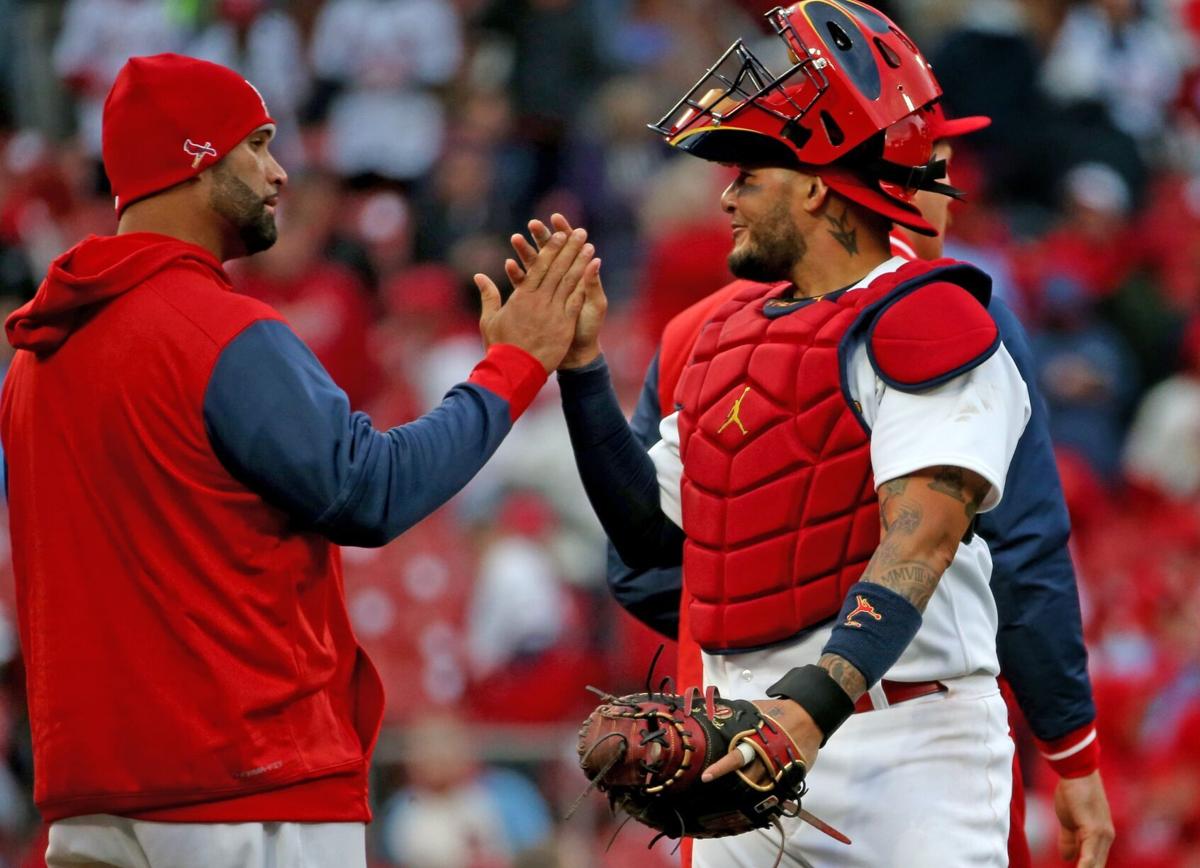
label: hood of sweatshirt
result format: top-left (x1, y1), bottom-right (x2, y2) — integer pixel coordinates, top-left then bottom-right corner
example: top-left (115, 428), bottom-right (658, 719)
top-left (6, 232), bottom-right (231, 354)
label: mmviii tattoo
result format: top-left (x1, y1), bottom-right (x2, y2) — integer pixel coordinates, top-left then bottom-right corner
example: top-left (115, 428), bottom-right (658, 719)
top-left (823, 205), bottom-right (858, 255)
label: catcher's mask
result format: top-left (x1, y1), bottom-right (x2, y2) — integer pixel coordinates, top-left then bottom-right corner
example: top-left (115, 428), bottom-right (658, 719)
top-left (649, 1), bottom-right (958, 236)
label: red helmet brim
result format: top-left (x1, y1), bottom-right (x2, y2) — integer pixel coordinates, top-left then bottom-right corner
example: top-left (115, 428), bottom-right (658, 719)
top-left (930, 114), bottom-right (991, 140)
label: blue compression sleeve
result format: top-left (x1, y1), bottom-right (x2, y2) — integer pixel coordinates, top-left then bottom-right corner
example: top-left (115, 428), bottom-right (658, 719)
top-left (605, 350), bottom-right (683, 637)
top-left (558, 355), bottom-right (684, 570)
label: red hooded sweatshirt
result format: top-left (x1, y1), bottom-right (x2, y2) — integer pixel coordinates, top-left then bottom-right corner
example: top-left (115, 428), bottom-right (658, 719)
top-left (1, 233), bottom-right (384, 822)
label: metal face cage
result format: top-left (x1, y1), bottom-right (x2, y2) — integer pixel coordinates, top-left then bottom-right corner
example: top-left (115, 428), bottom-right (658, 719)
top-left (648, 7), bottom-right (831, 140)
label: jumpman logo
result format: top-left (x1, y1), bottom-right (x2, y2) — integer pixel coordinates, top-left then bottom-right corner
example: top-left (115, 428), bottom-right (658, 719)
top-left (844, 594), bottom-right (883, 629)
top-left (717, 386), bottom-right (751, 436)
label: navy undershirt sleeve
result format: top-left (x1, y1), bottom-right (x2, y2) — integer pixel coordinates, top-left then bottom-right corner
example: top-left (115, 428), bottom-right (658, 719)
top-left (558, 355), bottom-right (684, 571)
top-left (982, 298), bottom-right (1096, 740)
top-left (604, 350), bottom-right (684, 637)
top-left (627, 351), bottom-right (666, 452)
top-left (204, 319), bottom-right (512, 547)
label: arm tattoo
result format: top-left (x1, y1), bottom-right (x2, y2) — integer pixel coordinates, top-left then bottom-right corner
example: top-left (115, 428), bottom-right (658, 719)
top-left (819, 653), bottom-right (866, 700)
top-left (878, 479), bottom-right (909, 530)
top-left (866, 472), bottom-right (960, 611)
top-left (880, 493), bottom-right (922, 535)
top-left (864, 560), bottom-right (940, 610)
top-left (926, 465), bottom-right (985, 522)
top-left (823, 206), bottom-right (859, 255)
top-left (878, 478), bottom-right (909, 517)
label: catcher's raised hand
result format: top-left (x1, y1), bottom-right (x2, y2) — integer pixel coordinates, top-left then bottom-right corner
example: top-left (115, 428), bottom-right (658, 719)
top-left (475, 226), bottom-right (594, 373)
top-left (510, 213), bottom-right (606, 369)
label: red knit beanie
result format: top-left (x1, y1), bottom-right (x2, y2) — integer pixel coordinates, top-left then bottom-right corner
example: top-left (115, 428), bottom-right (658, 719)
top-left (102, 53), bottom-right (275, 214)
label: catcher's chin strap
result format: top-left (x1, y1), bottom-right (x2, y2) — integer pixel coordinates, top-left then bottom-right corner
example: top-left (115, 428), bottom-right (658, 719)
top-left (849, 155), bottom-right (964, 200)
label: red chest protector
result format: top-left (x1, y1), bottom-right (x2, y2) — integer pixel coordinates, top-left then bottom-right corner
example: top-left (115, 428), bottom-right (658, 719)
top-left (675, 258), bottom-right (997, 652)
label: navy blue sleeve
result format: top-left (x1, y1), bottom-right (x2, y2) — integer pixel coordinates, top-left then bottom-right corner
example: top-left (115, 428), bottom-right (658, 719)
top-left (627, 351), bottom-right (665, 451)
top-left (204, 320), bottom-right (513, 547)
top-left (605, 350), bottom-right (683, 638)
top-left (979, 299), bottom-right (1097, 741)
top-left (558, 355), bottom-right (684, 571)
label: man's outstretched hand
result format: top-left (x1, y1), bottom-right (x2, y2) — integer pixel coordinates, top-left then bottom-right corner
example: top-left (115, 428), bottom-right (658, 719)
top-left (509, 213), bottom-right (606, 369)
top-left (476, 225), bottom-right (594, 373)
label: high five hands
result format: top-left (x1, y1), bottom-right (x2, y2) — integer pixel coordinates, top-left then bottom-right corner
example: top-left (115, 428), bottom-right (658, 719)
top-left (475, 224), bottom-right (599, 374)
top-left (507, 213), bottom-right (608, 370)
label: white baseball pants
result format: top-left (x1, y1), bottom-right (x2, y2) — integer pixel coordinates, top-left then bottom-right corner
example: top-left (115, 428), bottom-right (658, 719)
top-left (692, 672), bottom-right (1013, 868)
top-left (45, 816), bottom-right (366, 868)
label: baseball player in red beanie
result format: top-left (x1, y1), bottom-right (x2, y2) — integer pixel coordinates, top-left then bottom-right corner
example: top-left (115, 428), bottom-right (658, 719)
top-left (1, 53), bottom-right (599, 867)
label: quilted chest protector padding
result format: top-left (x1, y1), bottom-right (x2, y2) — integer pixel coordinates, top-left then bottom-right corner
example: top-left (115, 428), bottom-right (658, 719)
top-left (675, 259), bottom-right (994, 652)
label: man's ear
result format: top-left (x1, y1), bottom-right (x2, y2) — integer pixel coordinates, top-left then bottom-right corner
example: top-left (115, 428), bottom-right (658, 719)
top-left (799, 175), bottom-right (831, 215)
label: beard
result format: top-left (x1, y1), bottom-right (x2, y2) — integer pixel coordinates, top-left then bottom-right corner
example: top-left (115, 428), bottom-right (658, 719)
top-left (727, 197), bottom-right (806, 283)
top-left (209, 164), bottom-right (277, 256)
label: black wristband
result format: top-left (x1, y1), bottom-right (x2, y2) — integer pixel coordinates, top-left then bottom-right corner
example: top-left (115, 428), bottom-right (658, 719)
top-left (767, 664), bottom-right (856, 747)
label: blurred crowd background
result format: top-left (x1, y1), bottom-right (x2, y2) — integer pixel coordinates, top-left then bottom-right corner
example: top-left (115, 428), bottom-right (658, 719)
top-left (0, 0), bottom-right (1199, 865)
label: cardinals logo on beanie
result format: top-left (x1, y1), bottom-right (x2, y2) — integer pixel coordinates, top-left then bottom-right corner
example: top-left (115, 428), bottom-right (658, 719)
top-left (102, 53), bottom-right (275, 214)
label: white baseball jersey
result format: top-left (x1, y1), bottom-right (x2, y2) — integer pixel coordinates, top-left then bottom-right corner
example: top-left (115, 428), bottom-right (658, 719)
top-left (648, 256), bottom-right (1032, 684)
top-left (655, 256), bottom-right (1029, 866)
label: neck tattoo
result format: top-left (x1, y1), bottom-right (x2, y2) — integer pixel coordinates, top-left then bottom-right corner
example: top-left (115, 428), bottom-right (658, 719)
top-left (824, 205), bottom-right (859, 255)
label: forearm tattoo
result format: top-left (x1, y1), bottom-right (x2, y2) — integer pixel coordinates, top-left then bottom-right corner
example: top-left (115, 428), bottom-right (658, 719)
top-left (863, 560), bottom-right (940, 610)
top-left (814, 470), bottom-right (985, 706)
top-left (864, 467), bottom-right (983, 612)
top-left (819, 653), bottom-right (867, 700)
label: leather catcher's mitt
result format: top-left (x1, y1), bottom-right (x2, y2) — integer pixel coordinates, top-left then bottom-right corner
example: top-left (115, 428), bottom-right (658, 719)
top-left (576, 686), bottom-right (814, 842)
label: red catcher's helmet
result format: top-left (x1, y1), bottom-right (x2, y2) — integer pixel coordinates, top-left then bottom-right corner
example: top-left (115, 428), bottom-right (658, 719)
top-left (650, 1), bottom-right (954, 235)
